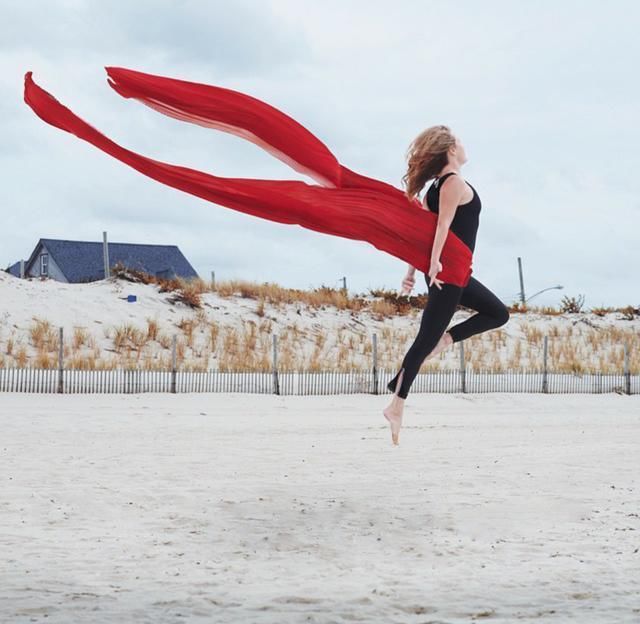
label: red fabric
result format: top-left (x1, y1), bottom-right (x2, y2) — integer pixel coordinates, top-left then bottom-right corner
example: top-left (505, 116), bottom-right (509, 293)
top-left (23, 67), bottom-right (473, 287)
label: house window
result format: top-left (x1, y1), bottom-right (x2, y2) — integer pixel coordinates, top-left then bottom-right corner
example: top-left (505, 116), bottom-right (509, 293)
top-left (40, 253), bottom-right (49, 276)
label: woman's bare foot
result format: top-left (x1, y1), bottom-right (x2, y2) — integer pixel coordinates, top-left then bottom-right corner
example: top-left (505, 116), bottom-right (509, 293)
top-left (383, 335), bottom-right (453, 445)
top-left (383, 369), bottom-right (405, 445)
top-left (382, 398), bottom-right (404, 446)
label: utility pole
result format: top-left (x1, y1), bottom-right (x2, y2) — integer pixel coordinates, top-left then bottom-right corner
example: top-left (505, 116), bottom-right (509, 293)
top-left (103, 231), bottom-right (110, 279)
top-left (517, 257), bottom-right (525, 304)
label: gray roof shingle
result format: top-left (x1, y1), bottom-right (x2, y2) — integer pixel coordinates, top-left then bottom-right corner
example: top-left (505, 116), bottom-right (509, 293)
top-left (23, 238), bottom-right (199, 282)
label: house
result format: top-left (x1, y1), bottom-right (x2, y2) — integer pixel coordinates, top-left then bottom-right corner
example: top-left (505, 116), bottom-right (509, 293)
top-left (5, 238), bottom-right (199, 283)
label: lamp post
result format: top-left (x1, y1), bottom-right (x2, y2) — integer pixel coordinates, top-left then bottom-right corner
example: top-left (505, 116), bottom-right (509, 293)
top-left (525, 285), bottom-right (564, 303)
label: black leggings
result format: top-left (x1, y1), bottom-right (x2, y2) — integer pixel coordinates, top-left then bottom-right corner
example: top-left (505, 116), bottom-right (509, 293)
top-left (387, 274), bottom-right (510, 398)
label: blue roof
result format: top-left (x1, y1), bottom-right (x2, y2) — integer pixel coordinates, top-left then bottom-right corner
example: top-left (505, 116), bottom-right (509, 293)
top-left (7, 261), bottom-right (22, 277)
top-left (24, 238), bottom-right (199, 282)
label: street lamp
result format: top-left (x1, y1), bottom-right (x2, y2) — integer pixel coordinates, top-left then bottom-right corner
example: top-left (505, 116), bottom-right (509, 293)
top-left (525, 285), bottom-right (564, 303)
top-left (518, 257), bottom-right (563, 304)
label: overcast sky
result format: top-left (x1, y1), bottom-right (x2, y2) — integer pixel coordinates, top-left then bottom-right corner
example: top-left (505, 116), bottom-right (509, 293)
top-left (2, 0), bottom-right (638, 307)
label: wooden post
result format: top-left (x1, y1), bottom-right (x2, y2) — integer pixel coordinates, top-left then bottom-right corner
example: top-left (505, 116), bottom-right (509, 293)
top-left (57, 327), bottom-right (64, 394)
top-left (459, 340), bottom-right (466, 393)
top-left (103, 231), bottom-right (110, 279)
top-left (171, 334), bottom-right (177, 394)
top-left (210, 270), bottom-right (215, 290)
top-left (542, 335), bottom-right (548, 393)
top-left (624, 343), bottom-right (630, 395)
top-left (372, 333), bottom-right (378, 395)
top-left (517, 256), bottom-right (525, 305)
top-left (272, 333), bottom-right (280, 395)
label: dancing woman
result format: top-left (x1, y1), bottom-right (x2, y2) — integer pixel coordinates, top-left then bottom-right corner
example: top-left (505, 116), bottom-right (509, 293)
top-left (383, 126), bottom-right (510, 445)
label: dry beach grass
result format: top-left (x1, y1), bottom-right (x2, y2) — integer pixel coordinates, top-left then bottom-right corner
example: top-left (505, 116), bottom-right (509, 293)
top-left (0, 270), bottom-right (638, 374)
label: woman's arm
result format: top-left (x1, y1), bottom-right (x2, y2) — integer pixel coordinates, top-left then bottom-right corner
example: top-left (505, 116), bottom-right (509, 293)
top-left (430, 176), bottom-right (466, 265)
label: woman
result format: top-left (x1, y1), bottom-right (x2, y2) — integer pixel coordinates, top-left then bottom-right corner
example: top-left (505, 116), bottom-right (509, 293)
top-left (383, 125), bottom-right (510, 445)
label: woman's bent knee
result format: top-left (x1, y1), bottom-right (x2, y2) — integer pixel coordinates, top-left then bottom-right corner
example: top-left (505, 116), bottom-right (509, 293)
top-left (495, 306), bottom-right (510, 327)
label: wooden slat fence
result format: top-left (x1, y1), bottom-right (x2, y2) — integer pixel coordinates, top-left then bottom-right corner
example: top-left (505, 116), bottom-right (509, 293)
top-left (0, 367), bottom-right (637, 395)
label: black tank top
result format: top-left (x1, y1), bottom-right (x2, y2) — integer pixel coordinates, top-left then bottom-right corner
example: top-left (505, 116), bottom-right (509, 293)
top-left (425, 171), bottom-right (481, 252)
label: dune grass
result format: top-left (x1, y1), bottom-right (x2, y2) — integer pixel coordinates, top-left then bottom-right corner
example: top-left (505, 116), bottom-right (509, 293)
top-left (0, 271), bottom-right (638, 374)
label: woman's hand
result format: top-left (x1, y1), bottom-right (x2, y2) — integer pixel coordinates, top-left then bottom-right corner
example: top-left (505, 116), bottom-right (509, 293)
top-left (428, 259), bottom-right (444, 290)
top-left (400, 271), bottom-right (415, 295)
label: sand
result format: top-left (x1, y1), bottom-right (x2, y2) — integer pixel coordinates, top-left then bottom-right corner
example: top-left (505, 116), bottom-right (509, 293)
top-left (1, 391), bottom-right (639, 623)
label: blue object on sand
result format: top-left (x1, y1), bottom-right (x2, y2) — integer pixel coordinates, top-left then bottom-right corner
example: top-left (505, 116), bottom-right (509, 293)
top-left (127, 294), bottom-right (137, 303)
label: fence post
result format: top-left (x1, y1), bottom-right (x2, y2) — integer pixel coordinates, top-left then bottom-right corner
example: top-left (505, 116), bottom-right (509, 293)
top-left (372, 333), bottom-right (378, 395)
top-left (171, 334), bottom-right (177, 394)
top-left (459, 340), bottom-right (466, 393)
top-left (542, 335), bottom-right (548, 393)
top-left (624, 343), bottom-right (630, 395)
top-left (272, 333), bottom-right (280, 395)
top-left (57, 327), bottom-right (64, 394)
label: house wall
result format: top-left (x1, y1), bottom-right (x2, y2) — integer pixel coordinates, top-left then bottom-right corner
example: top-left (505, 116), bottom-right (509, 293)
top-left (27, 244), bottom-right (68, 282)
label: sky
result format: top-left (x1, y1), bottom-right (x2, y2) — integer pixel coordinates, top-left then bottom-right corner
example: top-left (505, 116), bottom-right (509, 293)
top-left (1, 0), bottom-right (638, 307)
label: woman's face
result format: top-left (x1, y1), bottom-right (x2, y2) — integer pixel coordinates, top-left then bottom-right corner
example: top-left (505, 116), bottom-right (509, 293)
top-left (450, 134), bottom-right (468, 164)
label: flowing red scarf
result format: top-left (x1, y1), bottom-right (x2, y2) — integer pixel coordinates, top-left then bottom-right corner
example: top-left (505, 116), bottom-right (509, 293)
top-left (23, 67), bottom-right (473, 287)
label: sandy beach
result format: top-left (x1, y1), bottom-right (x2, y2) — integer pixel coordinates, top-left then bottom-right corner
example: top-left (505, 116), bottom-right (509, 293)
top-left (1, 391), bottom-right (638, 623)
